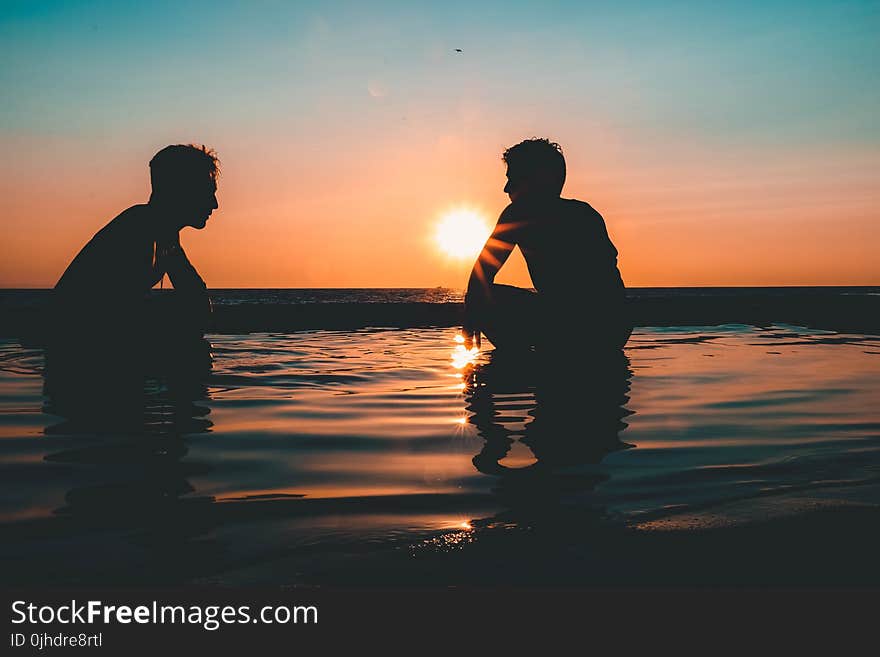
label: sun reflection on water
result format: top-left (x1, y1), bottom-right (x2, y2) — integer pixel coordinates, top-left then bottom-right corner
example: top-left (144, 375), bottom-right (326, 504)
top-left (450, 332), bottom-right (480, 428)
top-left (415, 516), bottom-right (477, 553)
top-left (451, 344), bottom-right (480, 370)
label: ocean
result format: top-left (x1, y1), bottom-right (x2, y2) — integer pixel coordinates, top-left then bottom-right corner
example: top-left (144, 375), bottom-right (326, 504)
top-left (0, 288), bottom-right (878, 587)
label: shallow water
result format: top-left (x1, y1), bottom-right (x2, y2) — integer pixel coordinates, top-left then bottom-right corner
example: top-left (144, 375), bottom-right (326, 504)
top-left (1, 325), bottom-right (878, 585)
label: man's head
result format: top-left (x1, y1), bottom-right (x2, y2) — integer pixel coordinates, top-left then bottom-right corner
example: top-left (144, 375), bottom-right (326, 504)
top-left (502, 138), bottom-right (565, 202)
top-left (149, 144), bottom-right (220, 229)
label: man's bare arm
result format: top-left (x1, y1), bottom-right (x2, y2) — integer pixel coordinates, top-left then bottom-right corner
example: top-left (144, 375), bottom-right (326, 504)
top-left (157, 239), bottom-right (207, 296)
top-left (466, 209), bottom-right (520, 301)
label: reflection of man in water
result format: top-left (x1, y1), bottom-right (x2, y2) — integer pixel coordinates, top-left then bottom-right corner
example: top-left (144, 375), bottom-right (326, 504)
top-left (48, 144), bottom-right (219, 422)
top-left (465, 138), bottom-right (628, 350)
top-left (466, 349), bottom-right (633, 479)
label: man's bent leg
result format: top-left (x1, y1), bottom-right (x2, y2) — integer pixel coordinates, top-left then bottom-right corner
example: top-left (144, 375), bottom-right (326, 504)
top-left (474, 284), bottom-right (542, 350)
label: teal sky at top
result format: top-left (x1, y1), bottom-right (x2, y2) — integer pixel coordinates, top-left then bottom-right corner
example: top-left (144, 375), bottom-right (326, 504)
top-left (2, 0), bottom-right (878, 147)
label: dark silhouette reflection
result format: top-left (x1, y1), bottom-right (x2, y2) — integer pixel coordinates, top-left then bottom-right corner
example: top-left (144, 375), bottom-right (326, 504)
top-left (30, 373), bottom-right (221, 585)
top-left (464, 345), bottom-right (634, 514)
top-left (42, 368), bottom-right (214, 519)
top-left (464, 138), bottom-right (630, 350)
top-left (44, 330), bottom-right (213, 431)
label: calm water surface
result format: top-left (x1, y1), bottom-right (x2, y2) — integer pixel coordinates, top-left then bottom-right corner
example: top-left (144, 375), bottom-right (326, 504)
top-left (1, 325), bottom-right (878, 584)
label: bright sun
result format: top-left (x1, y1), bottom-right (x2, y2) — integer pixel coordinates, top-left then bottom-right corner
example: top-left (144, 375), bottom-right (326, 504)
top-left (435, 208), bottom-right (492, 260)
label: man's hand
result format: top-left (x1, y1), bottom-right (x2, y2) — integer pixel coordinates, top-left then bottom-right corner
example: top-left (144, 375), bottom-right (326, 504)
top-left (465, 282), bottom-right (492, 311)
top-left (463, 285), bottom-right (490, 340)
top-left (155, 231), bottom-right (182, 269)
top-left (156, 226), bottom-right (181, 249)
top-left (155, 236), bottom-right (208, 297)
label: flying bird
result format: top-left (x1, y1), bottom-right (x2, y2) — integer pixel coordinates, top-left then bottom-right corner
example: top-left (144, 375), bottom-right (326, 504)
top-left (455, 48), bottom-right (462, 52)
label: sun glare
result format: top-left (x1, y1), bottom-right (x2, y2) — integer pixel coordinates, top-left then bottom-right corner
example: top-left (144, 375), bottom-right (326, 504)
top-left (435, 208), bottom-right (492, 260)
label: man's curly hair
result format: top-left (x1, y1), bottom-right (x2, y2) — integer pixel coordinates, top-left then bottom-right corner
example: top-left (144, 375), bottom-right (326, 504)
top-left (150, 144), bottom-right (220, 193)
top-left (502, 138), bottom-right (566, 193)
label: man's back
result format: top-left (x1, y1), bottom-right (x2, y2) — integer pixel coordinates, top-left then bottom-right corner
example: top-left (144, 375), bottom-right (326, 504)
top-left (500, 197), bottom-right (625, 305)
top-left (54, 204), bottom-right (160, 306)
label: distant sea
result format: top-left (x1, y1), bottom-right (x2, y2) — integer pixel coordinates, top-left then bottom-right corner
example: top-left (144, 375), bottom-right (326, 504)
top-left (3, 286), bottom-right (877, 336)
top-left (206, 286), bottom-right (879, 305)
top-left (1, 285), bottom-right (877, 308)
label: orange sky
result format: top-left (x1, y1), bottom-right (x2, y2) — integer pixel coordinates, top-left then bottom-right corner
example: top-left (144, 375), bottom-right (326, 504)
top-left (2, 130), bottom-right (877, 289)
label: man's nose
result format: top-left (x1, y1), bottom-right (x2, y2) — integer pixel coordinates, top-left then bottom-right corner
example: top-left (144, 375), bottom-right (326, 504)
top-left (211, 194), bottom-right (219, 210)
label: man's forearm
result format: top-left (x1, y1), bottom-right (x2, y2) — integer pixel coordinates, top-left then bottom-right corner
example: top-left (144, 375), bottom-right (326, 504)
top-left (162, 245), bottom-right (207, 295)
top-left (466, 255), bottom-right (498, 298)
top-left (466, 269), bottom-right (482, 298)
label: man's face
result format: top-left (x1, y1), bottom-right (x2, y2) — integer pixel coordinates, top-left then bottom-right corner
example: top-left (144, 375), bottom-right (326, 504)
top-left (178, 178), bottom-right (219, 229)
top-left (503, 165), bottom-right (530, 202)
top-left (504, 167), bottom-right (522, 202)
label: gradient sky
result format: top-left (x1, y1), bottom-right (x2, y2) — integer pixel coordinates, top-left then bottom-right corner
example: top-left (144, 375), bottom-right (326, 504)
top-left (2, 0), bottom-right (878, 288)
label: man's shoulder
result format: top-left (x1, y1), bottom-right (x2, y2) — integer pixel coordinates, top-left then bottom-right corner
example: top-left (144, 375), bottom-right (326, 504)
top-left (562, 198), bottom-right (608, 230)
top-left (96, 204), bottom-right (152, 238)
top-left (499, 199), bottom-right (552, 222)
top-left (111, 203), bottom-right (152, 224)
top-left (562, 197), bottom-right (602, 217)
top-left (498, 202), bottom-right (521, 222)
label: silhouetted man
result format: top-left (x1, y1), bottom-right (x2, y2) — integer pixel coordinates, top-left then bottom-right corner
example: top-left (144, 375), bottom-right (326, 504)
top-left (47, 144), bottom-right (219, 422)
top-left (465, 138), bottom-right (628, 350)
top-left (55, 144), bottom-right (218, 321)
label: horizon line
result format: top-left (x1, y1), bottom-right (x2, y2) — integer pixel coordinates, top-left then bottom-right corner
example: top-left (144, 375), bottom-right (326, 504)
top-left (2, 284), bottom-right (878, 291)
